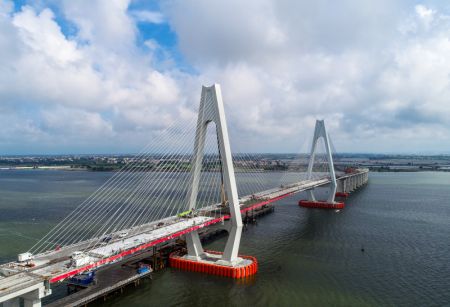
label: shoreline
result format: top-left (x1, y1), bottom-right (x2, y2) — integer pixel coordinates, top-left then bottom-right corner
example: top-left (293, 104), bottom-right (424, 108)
top-left (1, 166), bottom-right (450, 173)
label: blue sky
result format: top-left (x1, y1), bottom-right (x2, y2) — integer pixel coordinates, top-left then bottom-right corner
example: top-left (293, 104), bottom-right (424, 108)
top-left (1, 0), bottom-right (450, 154)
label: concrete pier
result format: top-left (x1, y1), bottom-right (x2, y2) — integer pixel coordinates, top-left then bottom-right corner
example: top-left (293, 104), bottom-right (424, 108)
top-left (337, 169), bottom-right (369, 194)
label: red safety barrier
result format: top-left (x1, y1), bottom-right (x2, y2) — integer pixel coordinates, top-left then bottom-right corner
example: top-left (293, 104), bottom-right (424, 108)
top-left (51, 193), bottom-right (285, 283)
top-left (169, 250), bottom-right (258, 279)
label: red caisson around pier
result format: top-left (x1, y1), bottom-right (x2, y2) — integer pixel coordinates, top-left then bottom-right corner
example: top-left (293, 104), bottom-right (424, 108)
top-left (169, 250), bottom-right (258, 279)
top-left (298, 200), bottom-right (345, 209)
top-left (335, 192), bottom-right (349, 198)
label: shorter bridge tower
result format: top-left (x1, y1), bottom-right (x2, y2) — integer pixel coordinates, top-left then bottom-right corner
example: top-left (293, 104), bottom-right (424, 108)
top-left (169, 84), bottom-right (257, 278)
top-left (299, 119), bottom-right (344, 209)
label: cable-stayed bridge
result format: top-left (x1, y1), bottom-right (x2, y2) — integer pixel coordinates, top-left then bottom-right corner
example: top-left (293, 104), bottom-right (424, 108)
top-left (0, 84), bottom-right (368, 307)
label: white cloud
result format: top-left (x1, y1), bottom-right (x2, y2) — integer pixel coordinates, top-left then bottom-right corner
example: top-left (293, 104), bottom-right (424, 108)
top-left (13, 7), bottom-right (81, 65)
top-left (60, 0), bottom-right (136, 53)
top-left (1, 0), bottom-right (450, 154)
top-left (0, 1), bottom-right (194, 154)
top-left (41, 107), bottom-right (114, 139)
top-left (415, 5), bottom-right (435, 28)
top-left (131, 10), bottom-right (165, 24)
top-left (161, 0), bottom-right (450, 153)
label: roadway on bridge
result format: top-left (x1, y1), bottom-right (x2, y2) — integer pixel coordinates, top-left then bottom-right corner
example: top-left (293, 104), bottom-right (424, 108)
top-left (0, 170), bottom-right (368, 303)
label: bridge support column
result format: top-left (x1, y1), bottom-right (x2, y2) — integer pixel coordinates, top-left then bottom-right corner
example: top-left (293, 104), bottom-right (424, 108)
top-left (336, 179), bottom-right (344, 193)
top-left (22, 289), bottom-right (43, 307)
top-left (184, 84), bottom-right (243, 266)
top-left (170, 84), bottom-right (256, 278)
top-left (307, 189), bottom-right (316, 201)
top-left (305, 120), bottom-right (337, 203)
top-left (185, 231), bottom-right (204, 261)
top-left (299, 120), bottom-right (344, 209)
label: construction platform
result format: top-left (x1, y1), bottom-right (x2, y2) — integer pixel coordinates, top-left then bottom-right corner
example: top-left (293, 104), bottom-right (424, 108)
top-left (169, 250), bottom-right (257, 279)
top-left (335, 192), bottom-right (349, 198)
top-left (298, 200), bottom-right (345, 209)
top-left (45, 257), bottom-right (153, 307)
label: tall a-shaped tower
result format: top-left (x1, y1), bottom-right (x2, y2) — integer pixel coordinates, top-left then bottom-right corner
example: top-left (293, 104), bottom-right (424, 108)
top-left (299, 119), bottom-right (344, 209)
top-left (185, 84), bottom-right (242, 264)
top-left (170, 84), bottom-right (257, 278)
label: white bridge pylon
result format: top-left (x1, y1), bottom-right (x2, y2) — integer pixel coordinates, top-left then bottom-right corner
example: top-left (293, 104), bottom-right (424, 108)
top-left (306, 119), bottom-right (338, 203)
top-left (185, 84), bottom-right (243, 266)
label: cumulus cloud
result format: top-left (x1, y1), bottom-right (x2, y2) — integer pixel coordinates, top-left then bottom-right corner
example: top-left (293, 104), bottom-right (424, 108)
top-left (415, 4), bottom-right (435, 28)
top-left (0, 0), bottom-right (450, 154)
top-left (131, 10), bottom-right (165, 24)
top-left (162, 0), bottom-right (450, 153)
top-left (0, 0), bottom-right (195, 154)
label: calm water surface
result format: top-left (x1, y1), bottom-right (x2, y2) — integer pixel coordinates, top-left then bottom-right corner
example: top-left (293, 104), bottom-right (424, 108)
top-left (0, 170), bottom-right (449, 306)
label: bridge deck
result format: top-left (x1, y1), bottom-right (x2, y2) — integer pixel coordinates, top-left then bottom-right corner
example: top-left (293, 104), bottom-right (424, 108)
top-left (0, 170), bottom-right (368, 302)
top-left (0, 273), bottom-right (44, 302)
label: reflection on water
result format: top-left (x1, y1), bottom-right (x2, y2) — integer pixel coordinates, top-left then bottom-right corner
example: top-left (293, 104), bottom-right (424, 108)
top-left (1, 170), bottom-right (449, 306)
